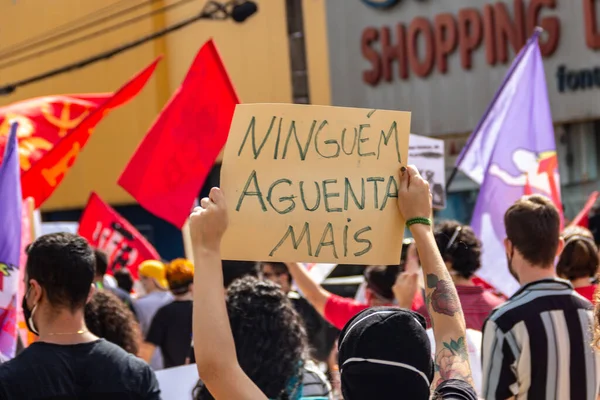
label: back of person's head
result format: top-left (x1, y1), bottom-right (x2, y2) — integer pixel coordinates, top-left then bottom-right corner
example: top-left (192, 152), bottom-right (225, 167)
top-left (338, 307), bottom-right (433, 399)
top-left (434, 220), bottom-right (482, 279)
top-left (94, 249), bottom-right (109, 277)
top-left (26, 233), bottom-right (95, 312)
top-left (222, 260), bottom-right (259, 288)
top-left (85, 290), bottom-right (141, 355)
top-left (557, 226), bottom-right (599, 281)
top-left (113, 268), bottom-right (134, 293)
top-left (504, 194), bottom-right (561, 267)
top-left (364, 265), bottom-right (399, 302)
top-left (194, 276), bottom-right (306, 400)
top-left (166, 258), bottom-right (194, 295)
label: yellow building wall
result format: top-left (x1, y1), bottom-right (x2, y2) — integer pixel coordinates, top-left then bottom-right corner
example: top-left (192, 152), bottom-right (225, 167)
top-left (302, 0), bottom-right (331, 107)
top-left (0, 0), bottom-right (330, 211)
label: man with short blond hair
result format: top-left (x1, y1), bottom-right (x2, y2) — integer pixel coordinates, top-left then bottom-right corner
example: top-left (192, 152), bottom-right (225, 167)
top-left (482, 194), bottom-right (600, 400)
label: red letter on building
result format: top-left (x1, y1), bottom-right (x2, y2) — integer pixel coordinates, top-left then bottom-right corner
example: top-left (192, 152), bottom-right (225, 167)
top-left (494, 0), bottom-right (526, 63)
top-left (458, 8), bottom-right (483, 69)
top-left (434, 14), bottom-right (458, 73)
top-left (408, 17), bottom-right (435, 78)
top-left (584, 0), bottom-right (600, 49)
top-left (527, 0), bottom-right (560, 56)
top-left (362, 28), bottom-right (382, 85)
top-left (381, 24), bottom-right (409, 81)
top-left (484, 4), bottom-right (497, 65)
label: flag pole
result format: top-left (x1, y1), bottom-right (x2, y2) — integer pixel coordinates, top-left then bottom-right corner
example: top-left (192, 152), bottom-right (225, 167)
top-left (446, 27), bottom-right (543, 191)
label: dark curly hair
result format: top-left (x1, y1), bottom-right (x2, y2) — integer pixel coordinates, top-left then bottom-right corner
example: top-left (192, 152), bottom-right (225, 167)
top-left (193, 277), bottom-right (307, 400)
top-left (85, 290), bottom-right (141, 355)
top-left (434, 220), bottom-right (482, 279)
top-left (557, 226), bottom-right (599, 281)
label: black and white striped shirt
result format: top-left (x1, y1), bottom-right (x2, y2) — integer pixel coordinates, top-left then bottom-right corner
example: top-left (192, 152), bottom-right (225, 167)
top-left (482, 278), bottom-right (600, 400)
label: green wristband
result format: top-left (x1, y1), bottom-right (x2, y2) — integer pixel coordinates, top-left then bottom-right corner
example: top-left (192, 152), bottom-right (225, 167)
top-left (406, 217), bottom-right (432, 227)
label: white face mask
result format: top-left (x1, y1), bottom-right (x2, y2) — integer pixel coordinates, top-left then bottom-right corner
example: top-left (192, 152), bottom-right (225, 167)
top-left (133, 280), bottom-right (146, 297)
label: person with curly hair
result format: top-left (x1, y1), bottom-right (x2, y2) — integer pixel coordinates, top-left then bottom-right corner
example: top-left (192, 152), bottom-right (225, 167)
top-left (260, 262), bottom-right (335, 363)
top-left (415, 220), bottom-right (504, 331)
top-left (557, 226), bottom-right (599, 303)
top-left (187, 169), bottom-right (478, 399)
top-left (140, 258), bottom-right (194, 369)
top-left (84, 290), bottom-right (142, 355)
top-left (192, 277), bottom-right (310, 399)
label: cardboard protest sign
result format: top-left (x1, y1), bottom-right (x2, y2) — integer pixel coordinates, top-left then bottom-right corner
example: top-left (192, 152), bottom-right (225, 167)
top-left (220, 104), bottom-right (410, 264)
top-left (408, 134), bottom-right (446, 209)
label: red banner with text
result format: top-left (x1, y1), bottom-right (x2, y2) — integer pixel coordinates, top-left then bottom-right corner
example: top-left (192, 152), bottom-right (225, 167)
top-left (78, 192), bottom-right (160, 279)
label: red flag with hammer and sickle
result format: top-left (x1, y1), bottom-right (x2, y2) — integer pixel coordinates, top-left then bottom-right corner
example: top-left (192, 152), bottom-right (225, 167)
top-left (1, 56), bottom-right (161, 208)
top-left (0, 94), bottom-right (111, 172)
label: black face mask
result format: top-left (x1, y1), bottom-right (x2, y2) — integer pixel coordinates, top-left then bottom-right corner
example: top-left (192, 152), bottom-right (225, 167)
top-left (22, 286), bottom-right (39, 336)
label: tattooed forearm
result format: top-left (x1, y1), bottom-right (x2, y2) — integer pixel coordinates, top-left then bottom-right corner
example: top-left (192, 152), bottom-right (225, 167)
top-left (434, 337), bottom-right (474, 387)
top-left (426, 273), bottom-right (460, 317)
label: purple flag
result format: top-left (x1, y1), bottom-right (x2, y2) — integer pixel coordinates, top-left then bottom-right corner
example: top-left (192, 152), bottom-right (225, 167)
top-left (457, 29), bottom-right (561, 296)
top-left (0, 122), bottom-right (22, 358)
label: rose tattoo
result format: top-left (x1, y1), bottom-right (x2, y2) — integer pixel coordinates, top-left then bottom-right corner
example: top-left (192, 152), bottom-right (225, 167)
top-left (426, 274), bottom-right (460, 317)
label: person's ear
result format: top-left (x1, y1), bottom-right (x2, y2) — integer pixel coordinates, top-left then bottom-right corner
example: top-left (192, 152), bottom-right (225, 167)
top-left (28, 279), bottom-right (43, 305)
top-left (365, 288), bottom-right (373, 302)
top-left (504, 238), bottom-right (512, 255)
top-left (87, 283), bottom-right (96, 304)
top-left (556, 236), bottom-right (565, 257)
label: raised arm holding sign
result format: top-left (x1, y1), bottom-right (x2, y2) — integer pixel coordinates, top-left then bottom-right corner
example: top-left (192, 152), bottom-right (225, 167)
top-left (220, 104), bottom-right (411, 265)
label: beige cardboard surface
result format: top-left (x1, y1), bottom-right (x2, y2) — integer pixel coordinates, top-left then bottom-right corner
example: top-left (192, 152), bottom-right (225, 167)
top-left (220, 103), bottom-right (410, 264)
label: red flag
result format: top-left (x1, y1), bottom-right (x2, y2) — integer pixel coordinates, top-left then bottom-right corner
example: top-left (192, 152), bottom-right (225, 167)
top-left (78, 192), bottom-right (160, 279)
top-left (0, 94), bottom-right (111, 171)
top-left (568, 191), bottom-right (599, 229)
top-left (19, 57), bottom-right (161, 208)
top-left (118, 39), bottom-right (239, 229)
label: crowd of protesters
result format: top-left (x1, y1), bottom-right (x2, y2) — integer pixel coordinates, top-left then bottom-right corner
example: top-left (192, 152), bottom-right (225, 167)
top-left (0, 165), bottom-right (599, 399)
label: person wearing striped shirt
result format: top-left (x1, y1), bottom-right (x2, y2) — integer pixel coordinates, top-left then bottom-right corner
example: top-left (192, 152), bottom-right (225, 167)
top-left (482, 194), bottom-right (600, 400)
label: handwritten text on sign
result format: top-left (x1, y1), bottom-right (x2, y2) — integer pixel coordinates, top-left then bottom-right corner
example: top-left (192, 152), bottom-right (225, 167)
top-left (220, 104), bottom-right (410, 264)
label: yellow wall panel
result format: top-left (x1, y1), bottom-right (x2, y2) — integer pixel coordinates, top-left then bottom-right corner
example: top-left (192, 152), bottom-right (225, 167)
top-left (0, 0), bottom-right (322, 210)
top-left (302, 0), bottom-right (331, 106)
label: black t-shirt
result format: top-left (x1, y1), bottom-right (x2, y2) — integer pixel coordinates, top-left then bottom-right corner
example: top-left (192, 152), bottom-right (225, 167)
top-left (146, 300), bottom-right (192, 369)
top-left (433, 379), bottom-right (478, 400)
top-left (289, 293), bottom-right (337, 362)
top-left (0, 339), bottom-right (160, 400)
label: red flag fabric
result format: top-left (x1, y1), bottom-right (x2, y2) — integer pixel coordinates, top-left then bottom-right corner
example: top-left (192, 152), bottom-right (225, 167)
top-left (118, 39), bottom-right (239, 229)
top-left (18, 57), bottom-right (161, 208)
top-left (78, 192), bottom-right (160, 279)
top-left (0, 94), bottom-right (111, 171)
top-left (568, 191), bottom-right (599, 229)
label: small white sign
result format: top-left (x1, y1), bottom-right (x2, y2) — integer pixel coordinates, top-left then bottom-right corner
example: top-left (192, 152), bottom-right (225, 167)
top-left (40, 222), bottom-right (79, 236)
top-left (409, 134), bottom-right (446, 209)
top-left (155, 363), bottom-right (198, 400)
